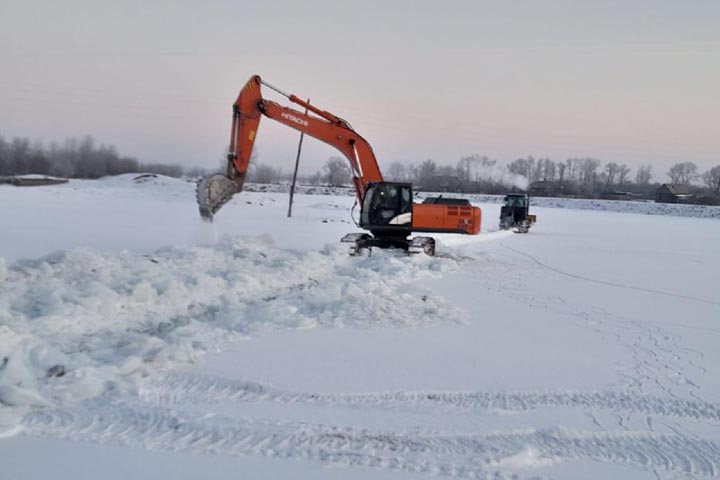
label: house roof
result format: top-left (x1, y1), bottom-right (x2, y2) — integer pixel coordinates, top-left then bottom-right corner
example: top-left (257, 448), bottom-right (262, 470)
top-left (659, 184), bottom-right (690, 195)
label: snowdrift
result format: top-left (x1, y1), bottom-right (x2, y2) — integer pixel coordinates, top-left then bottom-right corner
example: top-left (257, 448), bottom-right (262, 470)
top-left (0, 237), bottom-right (463, 420)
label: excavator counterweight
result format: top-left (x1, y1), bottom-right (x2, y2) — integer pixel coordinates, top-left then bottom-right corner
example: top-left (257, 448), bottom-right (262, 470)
top-left (196, 75), bottom-right (482, 255)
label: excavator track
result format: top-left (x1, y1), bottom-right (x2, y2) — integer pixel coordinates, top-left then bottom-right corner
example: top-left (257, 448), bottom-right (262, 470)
top-left (341, 233), bottom-right (436, 256)
top-left (196, 174), bottom-right (238, 222)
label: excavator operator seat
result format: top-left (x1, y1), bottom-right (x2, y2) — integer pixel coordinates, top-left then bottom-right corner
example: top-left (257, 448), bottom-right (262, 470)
top-left (361, 182), bottom-right (413, 228)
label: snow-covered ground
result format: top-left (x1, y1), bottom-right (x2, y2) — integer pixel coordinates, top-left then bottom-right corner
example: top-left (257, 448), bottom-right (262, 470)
top-left (1, 175), bottom-right (719, 480)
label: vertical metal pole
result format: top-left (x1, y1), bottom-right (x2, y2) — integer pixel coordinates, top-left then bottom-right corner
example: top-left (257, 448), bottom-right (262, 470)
top-left (288, 99), bottom-right (309, 217)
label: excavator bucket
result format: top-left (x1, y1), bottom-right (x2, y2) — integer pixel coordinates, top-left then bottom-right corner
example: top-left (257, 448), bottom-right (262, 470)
top-left (196, 174), bottom-right (238, 222)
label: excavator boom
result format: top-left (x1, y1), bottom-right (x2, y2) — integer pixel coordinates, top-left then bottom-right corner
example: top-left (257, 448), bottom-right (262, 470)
top-left (198, 75), bottom-right (383, 220)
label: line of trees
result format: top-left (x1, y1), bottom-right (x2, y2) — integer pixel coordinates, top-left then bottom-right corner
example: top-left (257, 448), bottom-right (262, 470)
top-left (3, 133), bottom-right (718, 199)
top-left (234, 153), bottom-right (720, 199)
top-left (273, 154), bottom-right (720, 199)
top-left (246, 156), bottom-right (354, 188)
top-left (0, 135), bottom-right (184, 178)
top-left (354, 155), bottom-right (654, 195)
top-left (381, 155), bottom-right (720, 198)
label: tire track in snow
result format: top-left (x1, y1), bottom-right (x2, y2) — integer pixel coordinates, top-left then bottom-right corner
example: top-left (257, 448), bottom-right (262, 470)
top-left (500, 242), bottom-right (720, 307)
top-left (20, 401), bottom-right (506, 479)
top-left (140, 372), bottom-right (720, 425)
top-left (476, 245), bottom-right (709, 402)
top-left (22, 400), bottom-right (720, 478)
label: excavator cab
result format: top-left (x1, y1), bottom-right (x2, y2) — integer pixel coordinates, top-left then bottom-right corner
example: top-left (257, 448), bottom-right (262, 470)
top-left (360, 182), bottom-right (413, 230)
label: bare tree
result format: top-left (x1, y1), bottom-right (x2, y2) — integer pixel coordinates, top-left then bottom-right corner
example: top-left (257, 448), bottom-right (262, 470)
top-left (530, 157), bottom-right (545, 182)
top-left (508, 157), bottom-right (536, 182)
top-left (578, 158), bottom-right (601, 188)
top-left (540, 158), bottom-right (556, 181)
top-left (635, 164), bottom-right (652, 184)
top-left (414, 158), bottom-right (438, 188)
top-left (604, 162), bottom-right (619, 188)
top-left (667, 162), bottom-right (698, 184)
top-left (602, 162), bottom-right (629, 188)
top-left (701, 165), bottom-right (720, 197)
top-left (27, 148), bottom-right (50, 174)
top-left (307, 171), bottom-right (322, 185)
top-left (455, 154), bottom-right (494, 183)
top-left (477, 156), bottom-right (497, 181)
top-left (565, 158), bottom-right (580, 183)
top-left (556, 161), bottom-right (567, 184)
top-left (48, 141), bottom-right (69, 177)
top-left (616, 164), bottom-right (631, 185)
top-left (437, 164), bottom-right (456, 177)
top-left (508, 156), bottom-right (556, 183)
top-left (456, 155), bottom-right (475, 183)
top-left (0, 135), bottom-right (7, 175)
top-left (323, 156), bottom-right (351, 186)
top-left (386, 161), bottom-right (409, 181)
top-left (248, 163), bottom-right (282, 184)
top-left (9, 137), bottom-right (31, 174)
top-left (74, 136), bottom-right (98, 177)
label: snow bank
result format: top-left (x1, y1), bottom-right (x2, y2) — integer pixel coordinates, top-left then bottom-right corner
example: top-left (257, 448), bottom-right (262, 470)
top-left (0, 237), bottom-right (464, 417)
top-left (94, 173), bottom-right (191, 188)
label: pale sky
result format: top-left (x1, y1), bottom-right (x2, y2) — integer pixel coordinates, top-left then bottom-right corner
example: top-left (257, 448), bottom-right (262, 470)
top-left (1, 0), bottom-right (719, 176)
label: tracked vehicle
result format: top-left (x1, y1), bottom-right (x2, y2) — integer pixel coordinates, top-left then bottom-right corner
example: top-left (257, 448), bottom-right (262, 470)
top-left (197, 75), bottom-right (482, 255)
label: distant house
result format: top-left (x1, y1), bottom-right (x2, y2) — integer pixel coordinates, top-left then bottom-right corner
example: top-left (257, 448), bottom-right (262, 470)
top-left (655, 184), bottom-right (695, 204)
top-left (529, 180), bottom-right (560, 197)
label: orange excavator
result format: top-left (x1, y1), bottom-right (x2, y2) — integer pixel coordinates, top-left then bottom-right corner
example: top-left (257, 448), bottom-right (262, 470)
top-left (196, 75), bottom-right (481, 255)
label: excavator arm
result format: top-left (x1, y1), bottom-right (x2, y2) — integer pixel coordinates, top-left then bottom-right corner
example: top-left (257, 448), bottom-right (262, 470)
top-left (197, 75), bottom-right (382, 219)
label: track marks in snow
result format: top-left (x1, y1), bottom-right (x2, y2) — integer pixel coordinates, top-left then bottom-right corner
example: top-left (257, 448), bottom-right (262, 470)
top-left (142, 372), bottom-right (720, 425)
top-left (500, 242), bottom-right (720, 307)
top-left (21, 401), bottom-right (509, 479)
top-left (22, 399), bottom-right (720, 478)
top-left (471, 243), bottom-right (711, 403)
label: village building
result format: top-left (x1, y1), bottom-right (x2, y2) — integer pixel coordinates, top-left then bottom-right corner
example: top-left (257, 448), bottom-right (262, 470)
top-left (655, 184), bottom-right (695, 204)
